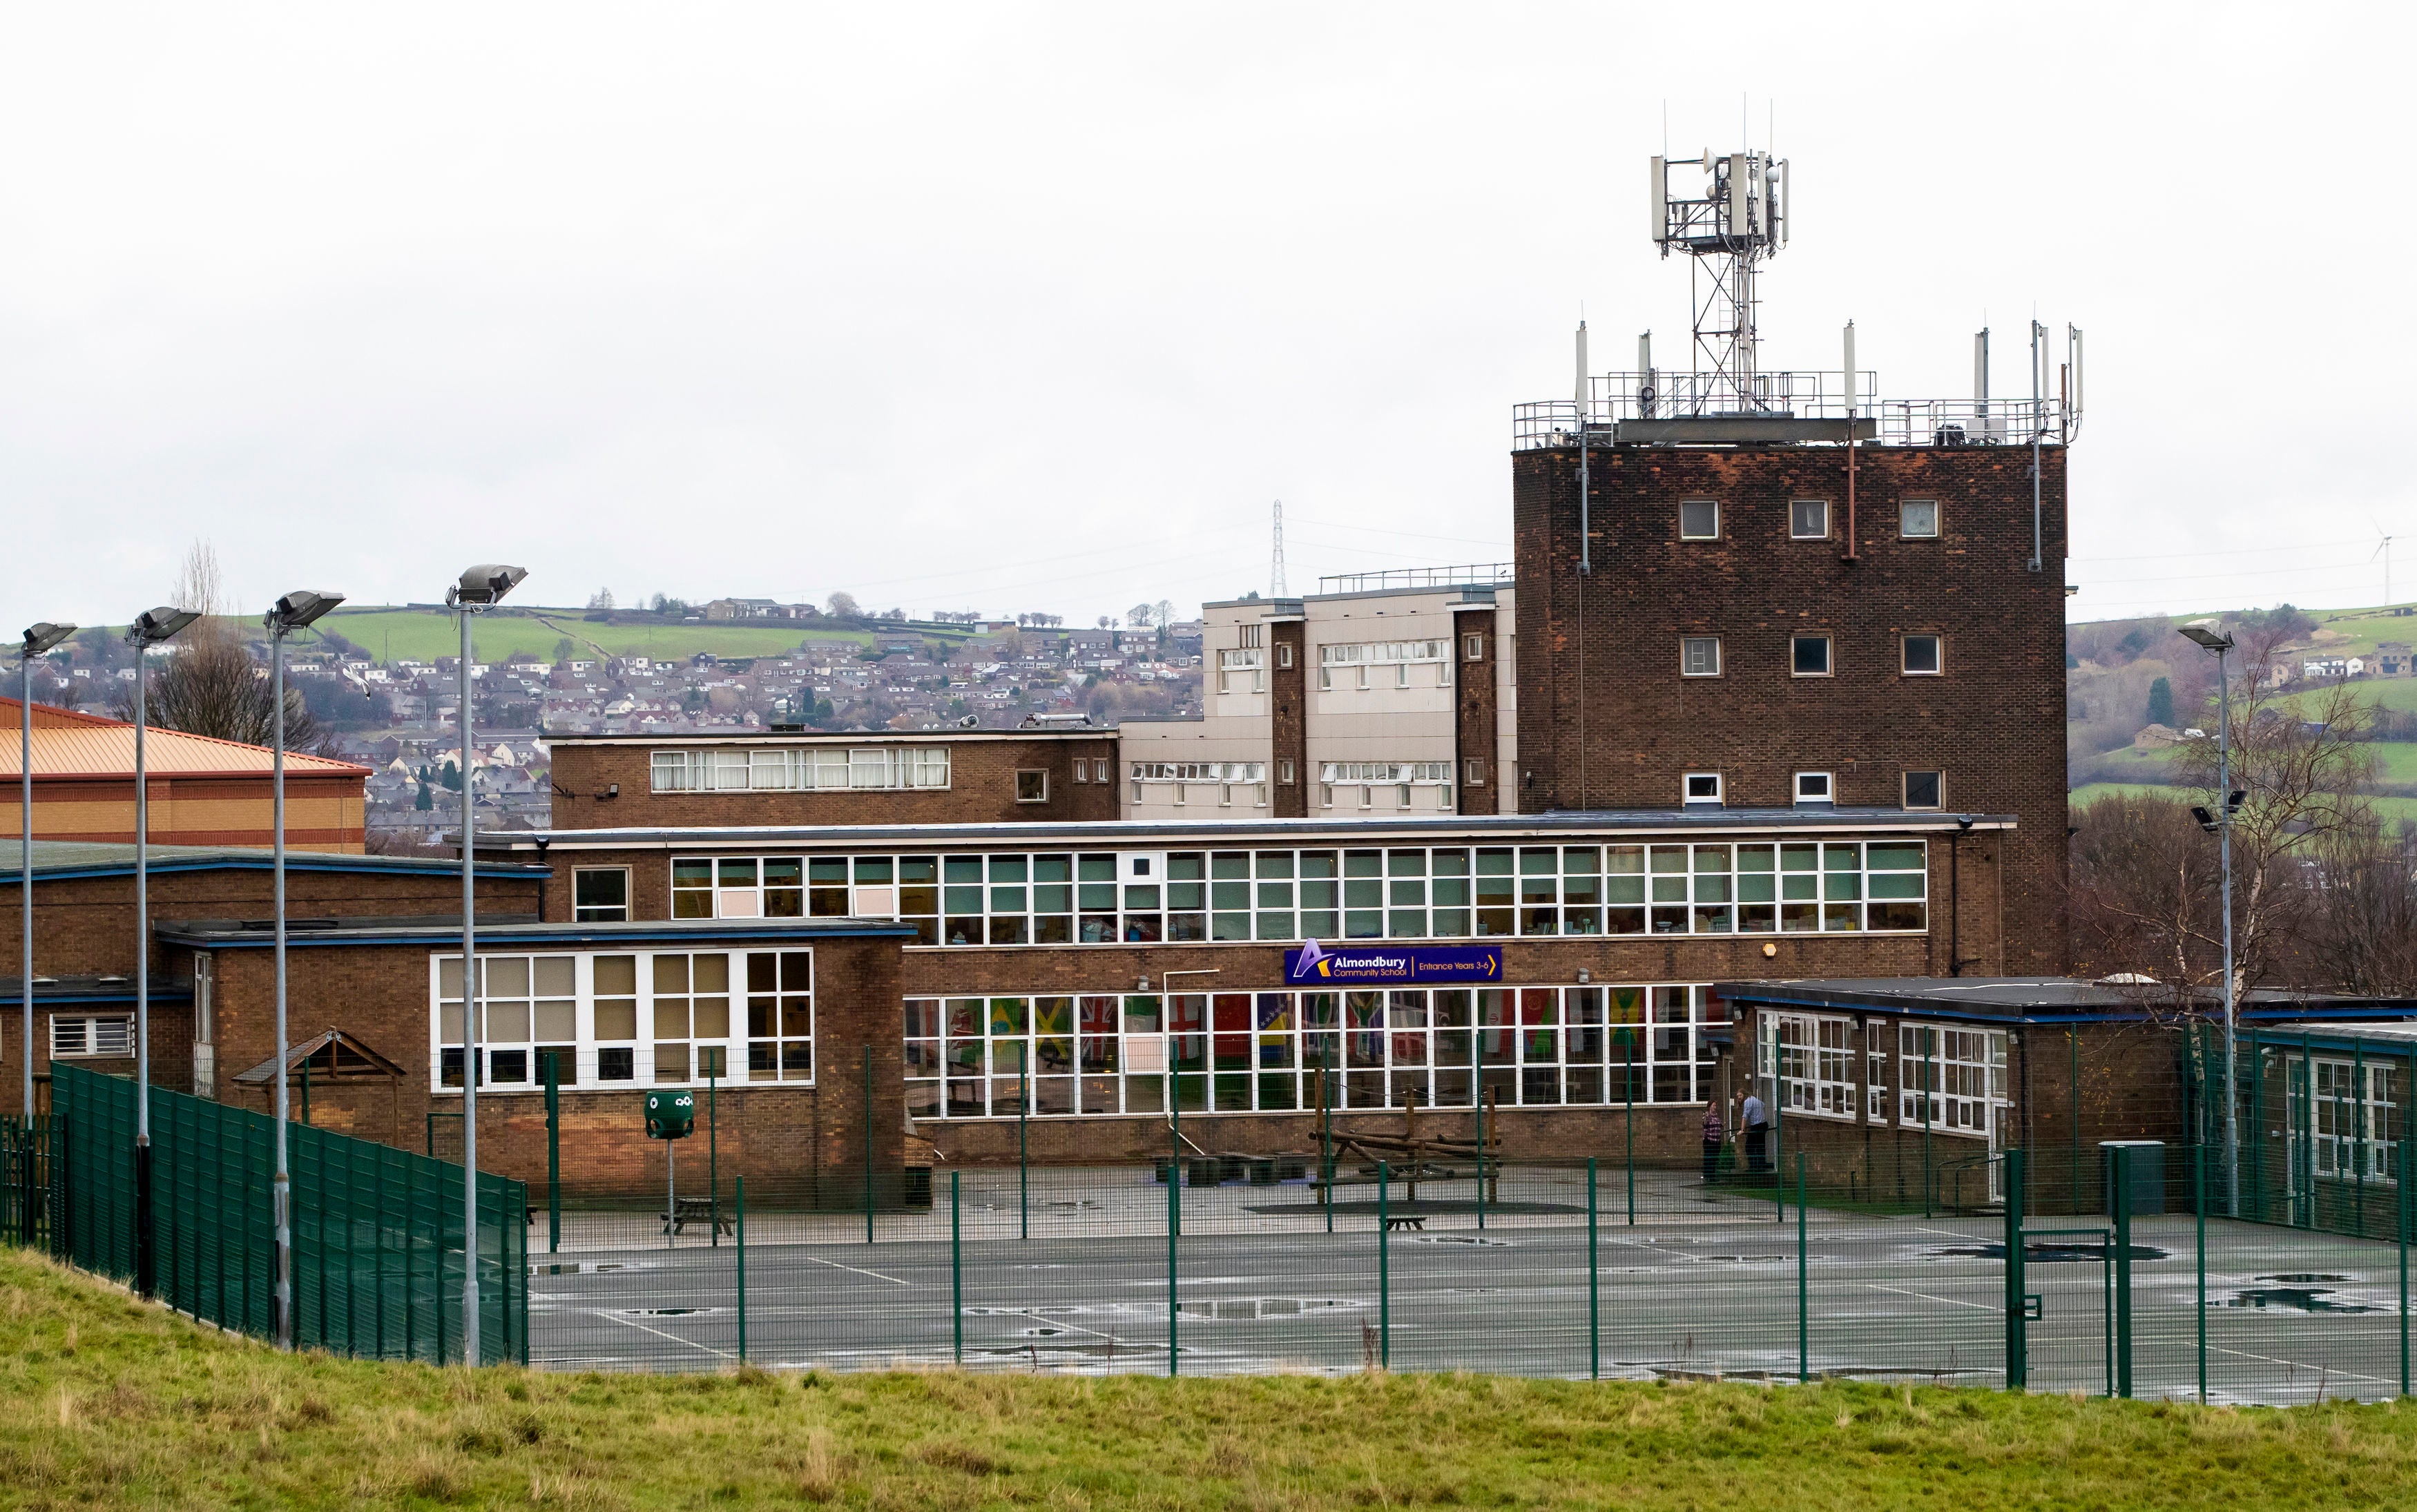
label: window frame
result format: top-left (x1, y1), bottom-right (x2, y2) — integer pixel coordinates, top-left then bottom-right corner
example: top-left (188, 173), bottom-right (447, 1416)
top-left (1680, 636), bottom-right (1723, 678)
top-left (1682, 772), bottom-right (1723, 806)
top-left (1464, 757), bottom-right (1485, 786)
top-left (1275, 642), bottom-right (1295, 669)
top-left (1464, 634), bottom-right (1485, 662)
top-left (1678, 499), bottom-right (1721, 541)
top-left (1793, 771), bottom-right (1834, 806)
top-left (1900, 499), bottom-right (1941, 539)
top-left (1791, 634), bottom-right (1834, 679)
top-left (1903, 770), bottom-right (1944, 811)
top-left (572, 866), bottom-right (632, 922)
top-left (1789, 499), bottom-right (1831, 541)
top-left (50, 1014), bottom-right (133, 1058)
top-left (1902, 634), bottom-right (1944, 676)
top-left (1015, 769), bottom-right (1049, 804)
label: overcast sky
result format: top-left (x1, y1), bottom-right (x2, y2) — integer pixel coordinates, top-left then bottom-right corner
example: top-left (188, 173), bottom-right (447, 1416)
top-left (1, 3), bottom-right (2405, 633)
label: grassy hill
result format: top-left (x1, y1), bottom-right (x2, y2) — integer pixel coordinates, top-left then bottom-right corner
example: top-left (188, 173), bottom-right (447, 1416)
top-left (6, 1248), bottom-right (2416, 1509)
top-left (314, 606), bottom-right (883, 664)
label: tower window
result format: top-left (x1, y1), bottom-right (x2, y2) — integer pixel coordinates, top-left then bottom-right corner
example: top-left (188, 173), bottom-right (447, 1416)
top-left (1790, 500), bottom-right (1830, 539)
top-left (1679, 500), bottom-right (1721, 540)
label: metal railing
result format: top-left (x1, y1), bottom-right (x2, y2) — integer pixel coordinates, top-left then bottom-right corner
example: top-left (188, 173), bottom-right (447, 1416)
top-left (1512, 370), bottom-right (2073, 449)
top-left (1314, 563), bottom-right (1514, 595)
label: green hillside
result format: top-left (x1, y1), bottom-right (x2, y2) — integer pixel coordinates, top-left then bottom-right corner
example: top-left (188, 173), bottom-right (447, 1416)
top-left (308, 606), bottom-right (884, 664)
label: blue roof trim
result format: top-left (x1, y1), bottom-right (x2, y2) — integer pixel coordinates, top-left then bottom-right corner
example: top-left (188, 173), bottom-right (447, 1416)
top-left (0, 990), bottom-right (191, 1007)
top-left (1, 856), bottom-right (550, 886)
top-left (159, 921), bottom-right (918, 950)
top-left (1718, 987), bottom-right (2417, 1028)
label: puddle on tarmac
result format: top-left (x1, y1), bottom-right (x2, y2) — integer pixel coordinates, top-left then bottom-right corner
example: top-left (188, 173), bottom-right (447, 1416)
top-left (1927, 1243), bottom-right (2170, 1263)
top-left (1403, 1235), bottom-right (1510, 1247)
top-left (2259, 1273), bottom-right (2353, 1285)
top-left (2222, 1287), bottom-right (2379, 1314)
top-left (530, 1261), bottom-right (659, 1277)
top-left (613, 1307), bottom-right (719, 1317)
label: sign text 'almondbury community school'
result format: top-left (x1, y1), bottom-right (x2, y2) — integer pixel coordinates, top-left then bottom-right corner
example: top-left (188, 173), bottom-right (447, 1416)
top-left (1281, 940), bottom-right (1503, 987)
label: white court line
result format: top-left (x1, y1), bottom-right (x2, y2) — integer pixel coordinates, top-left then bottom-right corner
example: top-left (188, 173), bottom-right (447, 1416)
top-left (1867, 1283), bottom-right (1998, 1313)
top-left (2206, 1344), bottom-right (2394, 1388)
top-left (792, 1254), bottom-right (914, 1286)
top-left (602, 1311), bottom-right (734, 1360)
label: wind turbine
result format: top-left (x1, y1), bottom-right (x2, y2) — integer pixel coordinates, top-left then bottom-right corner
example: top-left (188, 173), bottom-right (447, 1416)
top-left (2372, 518), bottom-right (2397, 610)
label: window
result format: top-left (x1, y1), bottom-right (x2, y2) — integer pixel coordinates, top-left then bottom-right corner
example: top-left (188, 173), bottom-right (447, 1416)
top-left (903, 982), bottom-right (1728, 1118)
top-left (1683, 773), bottom-right (1723, 806)
top-left (1320, 784), bottom-right (1335, 808)
top-left (1903, 770), bottom-right (1943, 810)
top-left (1276, 643), bottom-right (1294, 669)
top-left (1465, 757), bottom-right (1485, 786)
top-left (1095, 759), bottom-right (1112, 783)
top-left (1902, 634), bottom-right (1943, 675)
top-left (1318, 762), bottom-right (1452, 788)
top-left (1790, 500), bottom-right (1830, 540)
top-left (436, 954), bottom-right (577, 1089)
top-left (1072, 762), bottom-right (1088, 784)
top-left (1794, 771), bottom-right (1833, 805)
top-left (1681, 637), bottom-right (1722, 677)
top-left (1679, 500), bottom-right (1720, 540)
top-left (1238, 624), bottom-right (1264, 648)
top-left (745, 951), bottom-right (814, 1083)
top-left (1898, 1026), bottom-right (2007, 1135)
top-left (1278, 759), bottom-right (1296, 785)
top-left (650, 952), bottom-right (731, 1085)
top-left (648, 746), bottom-right (949, 793)
top-left (573, 868), bottom-right (630, 922)
top-left (1216, 647), bottom-right (1266, 694)
top-left (1465, 634), bottom-right (1484, 662)
top-left (1761, 1012), bottom-right (1858, 1120)
top-left (1321, 640), bottom-right (1447, 690)
top-left (1900, 499), bottom-right (1940, 539)
top-left (1016, 769), bottom-right (1048, 804)
top-left (50, 1016), bottom-right (132, 1058)
top-left (2294, 1058), bottom-right (2400, 1183)
top-left (1791, 634), bottom-right (1832, 677)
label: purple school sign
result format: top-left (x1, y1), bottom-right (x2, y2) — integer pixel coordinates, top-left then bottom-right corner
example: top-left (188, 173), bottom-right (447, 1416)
top-left (1282, 940), bottom-right (1504, 987)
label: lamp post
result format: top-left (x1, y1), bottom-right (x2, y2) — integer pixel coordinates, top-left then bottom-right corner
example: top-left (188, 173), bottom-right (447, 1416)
top-left (263, 590), bottom-right (343, 1349)
top-left (125, 605), bottom-right (198, 1298)
top-left (447, 564), bottom-right (524, 1366)
top-left (2178, 619), bottom-right (2240, 1214)
top-left (17, 623), bottom-right (76, 1119)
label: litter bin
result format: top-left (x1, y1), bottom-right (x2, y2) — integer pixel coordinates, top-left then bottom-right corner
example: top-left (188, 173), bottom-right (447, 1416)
top-left (2100, 1140), bottom-right (2166, 1218)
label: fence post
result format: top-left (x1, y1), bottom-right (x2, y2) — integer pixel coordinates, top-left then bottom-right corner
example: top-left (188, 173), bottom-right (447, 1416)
top-left (1318, 1048), bottom-right (1333, 1235)
top-left (1377, 1159), bottom-right (1390, 1371)
top-left (1586, 1156), bottom-right (1599, 1380)
top-left (542, 1052), bottom-right (561, 1255)
top-left (2003, 1149), bottom-right (2026, 1392)
top-left (1166, 1139), bottom-right (1179, 1378)
top-left (1477, 1088), bottom-right (1491, 1232)
top-left (1795, 1151), bottom-right (1808, 1384)
top-left (2194, 1143), bottom-right (2206, 1404)
top-left (2112, 1143), bottom-right (2133, 1399)
top-left (950, 1170), bottom-right (963, 1367)
top-left (735, 1174), bottom-right (747, 1364)
top-left (1019, 1046), bottom-right (1029, 1243)
top-left (708, 1063), bottom-right (719, 1249)
top-left (863, 1047), bottom-right (875, 1244)
top-left (1622, 1040), bottom-right (1635, 1225)
top-left (2401, 1103), bottom-right (2411, 1399)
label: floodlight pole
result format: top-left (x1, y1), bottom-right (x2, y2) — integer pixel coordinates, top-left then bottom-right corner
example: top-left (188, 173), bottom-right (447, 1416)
top-left (272, 616), bottom-right (292, 1346)
top-left (19, 643), bottom-right (35, 1120)
top-left (456, 595), bottom-right (481, 1366)
top-left (2215, 641), bottom-right (2237, 1215)
top-left (130, 628), bottom-right (154, 1297)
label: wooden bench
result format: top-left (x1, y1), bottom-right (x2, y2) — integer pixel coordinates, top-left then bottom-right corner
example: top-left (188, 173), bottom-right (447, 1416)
top-left (1383, 1214), bottom-right (1427, 1232)
top-left (662, 1196), bottom-right (732, 1238)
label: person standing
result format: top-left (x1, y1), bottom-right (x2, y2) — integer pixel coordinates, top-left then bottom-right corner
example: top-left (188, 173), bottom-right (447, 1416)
top-left (1699, 1102), bottom-right (1725, 1183)
top-left (1739, 1087), bottom-right (1770, 1176)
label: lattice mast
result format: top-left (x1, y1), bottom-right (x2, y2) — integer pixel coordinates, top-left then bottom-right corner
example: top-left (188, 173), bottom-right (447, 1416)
top-left (1271, 500), bottom-right (1287, 597)
top-left (1650, 149), bottom-right (1788, 415)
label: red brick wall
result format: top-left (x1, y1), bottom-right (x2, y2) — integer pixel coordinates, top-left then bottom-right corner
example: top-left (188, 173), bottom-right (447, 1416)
top-left (549, 736), bottom-right (1122, 829)
top-left (1512, 445), bottom-right (2070, 973)
top-left (1270, 621), bottom-right (1308, 818)
top-left (1452, 605), bottom-right (1499, 815)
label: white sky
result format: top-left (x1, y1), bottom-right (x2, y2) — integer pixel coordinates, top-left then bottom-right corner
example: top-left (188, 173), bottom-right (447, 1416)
top-left (1, 2), bottom-right (2406, 632)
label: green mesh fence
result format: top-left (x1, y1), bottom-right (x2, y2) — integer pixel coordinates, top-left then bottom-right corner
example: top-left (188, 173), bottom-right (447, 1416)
top-left (47, 1063), bottom-right (528, 1366)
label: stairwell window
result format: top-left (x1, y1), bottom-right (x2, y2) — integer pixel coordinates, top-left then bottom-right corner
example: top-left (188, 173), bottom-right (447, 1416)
top-left (1465, 634), bottom-right (1485, 661)
top-left (1902, 634), bottom-right (1943, 675)
top-left (1903, 770), bottom-right (1943, 810)
top-left (1276, 643), bottom-right (1294, 669)
top-left (1465, 757), bottom-right (1485, 786)
top-left (1791, 634), bottom-right (1833, 677)
top-left (1679, 500), bottom-right (1721, 540)
top-left (1790, 500), bottom-right (1831, 540)
top-left (1900, 499), bottom-right (1940, 539)
top-left (1682, 637), bottom-right (1722, 677)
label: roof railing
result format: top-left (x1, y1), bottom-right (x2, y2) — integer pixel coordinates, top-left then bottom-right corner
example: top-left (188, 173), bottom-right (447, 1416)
top-left (1313, 563), bottom-right (1515, 594)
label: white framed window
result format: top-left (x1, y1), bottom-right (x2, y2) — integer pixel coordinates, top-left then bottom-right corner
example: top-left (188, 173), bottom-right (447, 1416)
top-left (648, 746), bottom-right (949, 793)
top-left (1900, 499), bottom-right (1941, 539)
top-left (435, 953), bottom-right (579, 1090)
top-left (1438, 658), bottom-right (1453, 688)
top-left (1464, 634), bottom-right (1484, 662)
top-left (573, 867), bottom-right (630, 922)
top-left (744, 950), bottom-right (816, 1083)
top-left (1217, 646), bottom-right (1265, 694)
top-left (1903, 770), bottom-right (1943, 810)
top-left (2294, 1058), bottom-right (2400, 1183)
top-left (1465, 757), bottom-right (1485, 786)
top-left (1791, 634), bottom-right (1833, 677)
top-left (1276, 642), bottom-right (1294, 669)
top-left (1683, 772), bottom-right (1723, 806)
top-left (1095, 759), bottom-right (1113, 784)
top-left (1789, 500), bottom-right (1830, 540)
top-left (1681, 637), bottom-right (1722, 677)
top-left (1238, 624), bottom-right (1264, 649)
top-left (1903, 634), bottom-right (1943, 675)
top-left (1794, 771), bottom-right (1834, 805)
top-left (1358, 785), bottom-right (1374, 810)
top-left (1072, 762), bottom-right (1088, 784)
top-left (50, 1015), bottom-right (133, 1058)
top-left (1220, 784), bottom-right (1234, 808)
top-left (1760, 1011), bottom-right (1858, 1121)
top-left (1679, 499), bottom-right (1720, 540)
top-left (1174, 783), bottom-right (1188, 807)
top-left (1320, 783), bottom-right (1335, 808)
top-left (1318, 762), bottom-right (1453, 786)
top-left (1016, 769), bottom-right (1048, 804)
top-left (1130, 779), bottom-right (1144, 804)
top-left (1898, 1026), bottom-right (2007, 1136)
top-left (1278, 759), bottom-right (1296, 785)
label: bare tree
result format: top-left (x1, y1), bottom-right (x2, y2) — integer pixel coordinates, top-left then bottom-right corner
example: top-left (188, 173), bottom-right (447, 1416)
top-left (826, 592), bottom-right (861, 619)
top-left (114, 540), bottom-right (319, 748)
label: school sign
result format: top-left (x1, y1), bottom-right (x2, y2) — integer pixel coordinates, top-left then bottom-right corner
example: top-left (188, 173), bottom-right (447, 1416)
top-left (1282, 940), bottom-right (1503, 987)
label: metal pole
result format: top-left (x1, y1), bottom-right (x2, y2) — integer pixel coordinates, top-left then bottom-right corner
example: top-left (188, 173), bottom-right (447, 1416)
top-left (1166, 1131), bottom-right (1179, 1377)
top-left (1019, 1043), bottom-right (1028, 1242)
top-left (1586, 1156), bottom-right (1599, 1380)
top-left (1795, 1150), bottom-right (1808, 1384)
top-left (2217, 643), bottom-right (2239, 1217)
top-left (543, 1051), bottom-right (559, 1254)
top-left (708, 1063), bottom-right (718, 1248)
top-left (133, 628), bottom-right (153, 1299)
top-left (1377, 1159), bottom-right (1390, 1370)
top-left (950, 1169), bottom-right (963, 1366)
top-left (664, 1132), bottom-right (675, 1251)
top-left (19, 651), bottom-right (32, 1122)
top-left (1624, 1034), bottom-right (1635, 1225)
top-left (735, 1174), bottom-right (746, 1362)
top-left (271, 621), bottom-right (292, 1346)
top-left (863, 1046), bottom-right (873, 1244)
top-left (456, 602), bottom-right (480, 1364)
top-left (2004, 1149), bottom-right (2026, 1391)
top-left (2112, 1144), bottom-right (2133, 1399)
top-left (1320, 1043), bottom-right (1333, 1235)
top-left (2194, 1142), bottom-right (2206, 1404)
top-left (2400, 1090), bottom-right (2410, 1399)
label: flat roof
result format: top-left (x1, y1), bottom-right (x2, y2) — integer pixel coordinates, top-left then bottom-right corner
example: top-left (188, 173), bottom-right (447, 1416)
top-left (1, 975), bottom-right (193, 1006)
top-left (154, 915), bottom-right (918, 949)
top-left (546, 728), bottom-right (1113, 747)
top-left (503, 808), bottom-right (2010, 851)
top-left (0, 842), bottom-right (548, 884)
top-left (1714, 977), bottom-right (2417, 1025)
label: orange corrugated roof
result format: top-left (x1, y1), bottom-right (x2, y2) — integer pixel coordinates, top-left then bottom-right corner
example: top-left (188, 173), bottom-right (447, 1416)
top-left (0, 721), bottom-right (369, 779)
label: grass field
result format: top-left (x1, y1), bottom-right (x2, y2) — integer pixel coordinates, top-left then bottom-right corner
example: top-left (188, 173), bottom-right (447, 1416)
top-left (8, 1252), bottom-right (2417, 1509)
top-left (307, 607), bottom-right (885, 666)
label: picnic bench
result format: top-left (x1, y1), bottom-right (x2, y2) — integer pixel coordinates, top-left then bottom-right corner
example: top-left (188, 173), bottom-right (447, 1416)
top-left (662, 1196), bottom-right (732, 1238)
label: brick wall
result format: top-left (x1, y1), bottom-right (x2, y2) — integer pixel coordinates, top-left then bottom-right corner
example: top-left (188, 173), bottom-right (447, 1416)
top-left (550, 735), bottom-right (1122, 829)
top-left (1512, 444), bottom-right (2070, 973)
top-left (1269, 620), bottom-right (1307, 818)
top-left (1452, 605), bottom-right (1499, 815)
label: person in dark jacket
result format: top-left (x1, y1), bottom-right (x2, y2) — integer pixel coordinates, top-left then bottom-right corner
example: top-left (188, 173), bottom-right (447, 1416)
top-left (1700, 1104), bottom-right (1725, 1183)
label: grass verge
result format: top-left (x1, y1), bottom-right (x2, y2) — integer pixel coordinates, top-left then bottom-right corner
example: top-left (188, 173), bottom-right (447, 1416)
top-left (5, 1248), bottom-right (2417, 1509)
